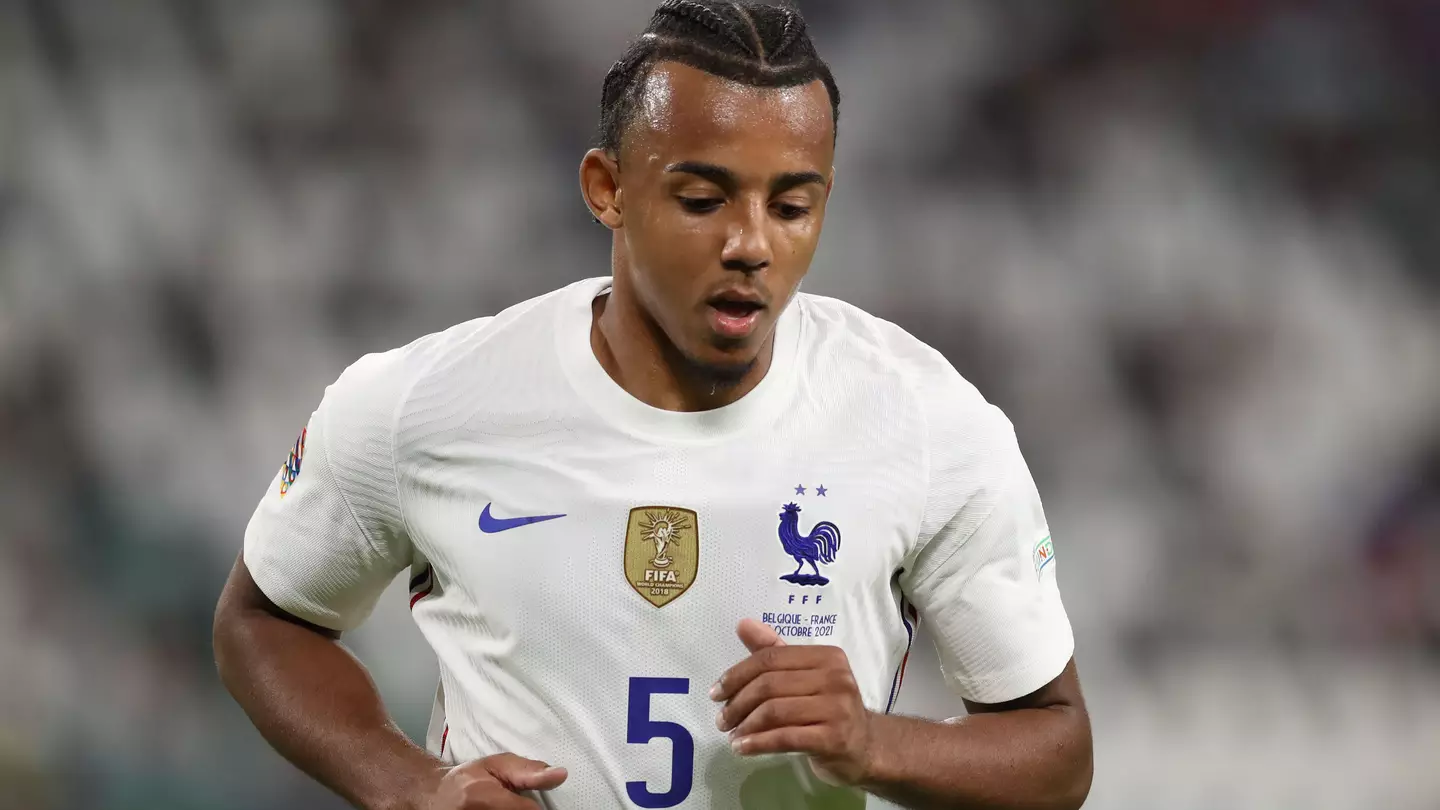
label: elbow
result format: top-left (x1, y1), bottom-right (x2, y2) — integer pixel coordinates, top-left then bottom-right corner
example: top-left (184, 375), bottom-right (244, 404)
top-left (1017, 701), bottom-right (1092, 810)
top-left (212, 590), bottom-right (242, 690)
top-left (1052, 711), bottom-right (1094, 810)
top-left (211, 554), bottom-right (269, 690)
top-left (1029, 744), bottom-right (1091, 810)
top-left (212, 591), bottom-right (275, 708)
top-left (1057, 748), bottom-right (1093, 810)
top-left (212, 562), bottom-right (262, 694)
top-left (212, 556), bottom-right (244, 679)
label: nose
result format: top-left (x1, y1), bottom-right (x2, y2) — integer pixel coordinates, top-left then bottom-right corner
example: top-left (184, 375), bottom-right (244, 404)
top-left (720, 201), bottom-right (772, 273)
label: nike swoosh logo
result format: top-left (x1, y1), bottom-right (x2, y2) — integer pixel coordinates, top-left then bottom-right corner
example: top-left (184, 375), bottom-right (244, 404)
top-left (478, 503), bottom-right (566, 533)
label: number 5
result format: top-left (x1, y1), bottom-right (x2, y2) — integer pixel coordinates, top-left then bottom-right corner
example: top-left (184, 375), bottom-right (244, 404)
top-left (626, 677), bottom-right (694, 808)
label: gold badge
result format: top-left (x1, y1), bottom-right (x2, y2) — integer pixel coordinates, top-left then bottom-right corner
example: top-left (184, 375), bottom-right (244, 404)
top-left (624, 506), bottom-right (699, 607)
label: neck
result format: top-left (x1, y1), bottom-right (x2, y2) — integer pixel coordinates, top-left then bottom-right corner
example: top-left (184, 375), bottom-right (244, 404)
top-left (590, 278), bottom-right (775, 414)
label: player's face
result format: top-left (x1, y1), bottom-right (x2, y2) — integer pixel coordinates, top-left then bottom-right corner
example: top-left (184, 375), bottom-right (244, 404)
top-left (613, 63), bottom-right (835, 377)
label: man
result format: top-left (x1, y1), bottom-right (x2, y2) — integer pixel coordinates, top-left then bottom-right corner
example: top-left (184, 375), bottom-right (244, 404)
top-left (213, 2), bottom-right (1093, 808)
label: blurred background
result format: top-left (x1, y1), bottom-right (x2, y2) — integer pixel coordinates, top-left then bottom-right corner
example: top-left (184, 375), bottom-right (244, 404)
top-left (2, 0), bottom-right (1439, 808)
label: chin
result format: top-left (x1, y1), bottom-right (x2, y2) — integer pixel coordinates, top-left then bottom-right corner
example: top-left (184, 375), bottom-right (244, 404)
top-left (685, 342), bottom-right (761, 386)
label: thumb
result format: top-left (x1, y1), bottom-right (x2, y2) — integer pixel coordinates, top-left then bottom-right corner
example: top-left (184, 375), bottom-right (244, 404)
top-left (481, 753), bottom-right (569, 792)
top-left (737, 617), bottom-right (786, 653)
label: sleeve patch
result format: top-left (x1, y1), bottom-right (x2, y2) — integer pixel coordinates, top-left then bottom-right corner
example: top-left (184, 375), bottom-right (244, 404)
top-left (1032, 534), bottom-right (1055, 577)
top-left (278, 427), bottom-right (307, 497)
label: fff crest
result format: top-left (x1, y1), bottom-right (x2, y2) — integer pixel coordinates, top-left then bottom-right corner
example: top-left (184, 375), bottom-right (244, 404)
top-left (776, 502), bottom-right (841, 586)
top-left (624, 506), bottom-right (699, 607)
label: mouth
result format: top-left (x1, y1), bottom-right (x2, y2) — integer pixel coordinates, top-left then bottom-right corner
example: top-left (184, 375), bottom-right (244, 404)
top-left (705, 292), bottom-right (767, 340)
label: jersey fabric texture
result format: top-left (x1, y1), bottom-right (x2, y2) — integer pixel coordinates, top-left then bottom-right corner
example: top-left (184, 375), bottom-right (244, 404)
top-left (243, 276), bottom-right (1074, 809)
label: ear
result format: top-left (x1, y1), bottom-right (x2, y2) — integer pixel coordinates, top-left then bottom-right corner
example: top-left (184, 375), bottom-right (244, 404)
top-left (580, 149), bottom-right (625, 229)
top-left (825, 166), bottom-right (836, 199)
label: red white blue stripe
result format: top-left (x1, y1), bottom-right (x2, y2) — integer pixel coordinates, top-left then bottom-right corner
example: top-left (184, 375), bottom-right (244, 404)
top-left (885, 598), bottom-right (919, 714)
top-left (409, 565), bottom-right (434, 608)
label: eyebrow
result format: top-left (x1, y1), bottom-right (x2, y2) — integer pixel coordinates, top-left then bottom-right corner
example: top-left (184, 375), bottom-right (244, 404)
top-left (665, 161), bottom-right (826, 195)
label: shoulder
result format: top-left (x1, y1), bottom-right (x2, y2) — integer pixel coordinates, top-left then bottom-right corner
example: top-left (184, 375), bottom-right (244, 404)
top-left (793, 292), bottom-right (1023, 529)
top-left (323, 282), bottom-right (574, 427)
top-left (792, 291), bottom-right (1007, 435)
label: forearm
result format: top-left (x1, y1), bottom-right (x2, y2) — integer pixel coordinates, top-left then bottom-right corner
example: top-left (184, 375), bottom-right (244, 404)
top-left (861, 705), bottom-right (1092, 810)
top-left (214, 587), bottom-right (441, 810)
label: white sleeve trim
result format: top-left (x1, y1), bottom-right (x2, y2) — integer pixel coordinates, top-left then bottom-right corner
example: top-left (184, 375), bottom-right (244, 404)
top-left (242, 546), bottom-right (349, 633)
top-left (946, 623), bottom-right (1074, 705)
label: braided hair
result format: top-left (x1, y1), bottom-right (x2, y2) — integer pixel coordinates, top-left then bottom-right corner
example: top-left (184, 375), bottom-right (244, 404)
top-left (598, 0), bottom-right (840, 155)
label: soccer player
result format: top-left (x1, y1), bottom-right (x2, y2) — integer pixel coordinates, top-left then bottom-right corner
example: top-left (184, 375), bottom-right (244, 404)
top-left (213, 2), bottom-right (1092, 808)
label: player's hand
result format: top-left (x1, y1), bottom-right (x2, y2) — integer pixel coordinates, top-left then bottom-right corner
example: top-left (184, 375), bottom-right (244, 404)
top-left (417, 753), bottom-right (568, 810)
top-left (711, 618), bottom-right (873, 786)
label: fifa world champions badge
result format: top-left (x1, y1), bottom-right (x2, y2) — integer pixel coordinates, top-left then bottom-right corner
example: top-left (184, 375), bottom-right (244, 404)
top-left (279, 427), bottom-right (307, 497)
top-left (624, 506), bottom-right (699, 607)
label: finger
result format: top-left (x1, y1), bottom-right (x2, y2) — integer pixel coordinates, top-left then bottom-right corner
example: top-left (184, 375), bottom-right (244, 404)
top-left (737, 617), bottom-right (785, 652)
top-left (716, 670), bottom-right (828, 731)
top-left (459, 782), bottom-right (544, 810)
top-left (480, 753), bottom-right (569, 792)
top-left (509, 765), bottom-right (568, 792)
top-left (711, 644), bottom-right (845, 702)
top-left (727, 695), bottom-right (836, 739)
top-left (731, 725), bottom-right (830, 758)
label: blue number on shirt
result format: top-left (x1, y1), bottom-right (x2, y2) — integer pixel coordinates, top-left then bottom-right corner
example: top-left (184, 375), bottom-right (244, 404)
top-left (625, 677), bottom-right (694, 808)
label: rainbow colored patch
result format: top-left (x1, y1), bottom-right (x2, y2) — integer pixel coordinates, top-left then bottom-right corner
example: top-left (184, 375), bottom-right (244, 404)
top-left (1033, 534), bottom-right (1055, 576)
top-left (279, 427), bottom-right (306, 497)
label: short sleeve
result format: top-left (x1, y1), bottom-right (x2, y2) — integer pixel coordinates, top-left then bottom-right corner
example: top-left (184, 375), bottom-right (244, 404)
top-left (898, 385), bottom-right (1073, 705)
top-left (243, 350), bottom-right (414, 633)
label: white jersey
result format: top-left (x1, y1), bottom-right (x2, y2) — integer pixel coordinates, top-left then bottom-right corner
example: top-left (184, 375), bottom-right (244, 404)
top-left (244, 276), bottom-right (1073, 809)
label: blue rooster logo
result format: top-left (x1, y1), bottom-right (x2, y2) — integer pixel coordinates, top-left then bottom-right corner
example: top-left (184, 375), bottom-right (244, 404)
top-left (777, 503), bottom-right (841, 586)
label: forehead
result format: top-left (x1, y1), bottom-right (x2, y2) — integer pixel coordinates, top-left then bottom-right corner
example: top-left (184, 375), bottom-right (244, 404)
top-left (624, 61), bottom-right (834, 171)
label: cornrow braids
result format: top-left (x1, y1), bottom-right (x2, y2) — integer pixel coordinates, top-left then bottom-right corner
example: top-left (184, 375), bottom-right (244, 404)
top-left (664, 0), bottom-right (756, 59)
top-left (769, 8), bottom-right (804, 61)
top-left (727, 1), bottom-right (767, 62)
top-left (597, 0), bottom-right (839, 156)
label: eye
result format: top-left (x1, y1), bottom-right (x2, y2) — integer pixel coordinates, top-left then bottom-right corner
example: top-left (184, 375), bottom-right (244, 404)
top-left (678, 197), bottom-right (723, 214)
top-left (774, 203), bottom-right (811, 221)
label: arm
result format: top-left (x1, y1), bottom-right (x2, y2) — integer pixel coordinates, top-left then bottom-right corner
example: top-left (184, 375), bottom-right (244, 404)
top-left (222, 345), bottom-right (564, 810)
top-left (715, 621), bottom-right (1089, 810)
top-left (217, 351), bottom-right (440, 808)
top-left (213, 556), bottom-right (442, 810)
top-left (214, 557), bottom-right (567, 810)
top-left (861, 660), bottom-right (1091, 810)
top-left (877, 387), bottom-right (1086, 807)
